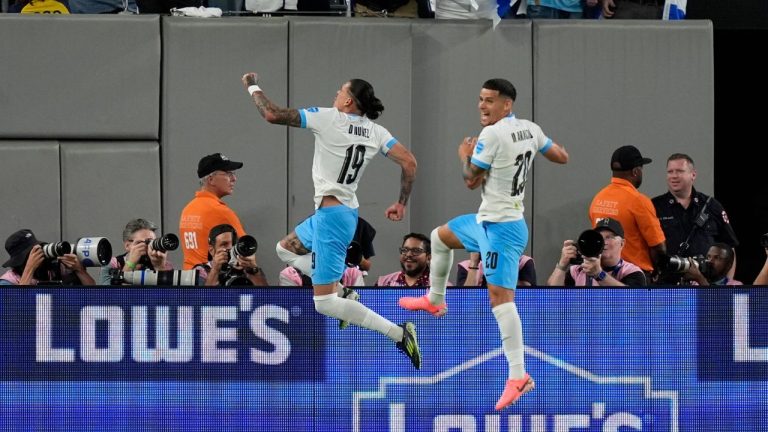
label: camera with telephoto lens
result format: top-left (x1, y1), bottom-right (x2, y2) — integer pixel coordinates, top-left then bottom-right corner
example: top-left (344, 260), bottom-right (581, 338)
top-left (220, 235), bottom-right (258, 286)
top-left (72, 237), bottom-right (112, 267)
top-left (568, 229), bottom-right (605, 265)
top-left (660, 254), bottom-right (710, 275)
top-left (145, 233), bottom-right (180, 253)
top-left (42, 237), bottom-right (113, 267)
top-left (41, 241), bottom-right (72, 259)
top-left (137, 233), bottom-right (179, 267)
top-left (111, 269), bottom-right (200, 286)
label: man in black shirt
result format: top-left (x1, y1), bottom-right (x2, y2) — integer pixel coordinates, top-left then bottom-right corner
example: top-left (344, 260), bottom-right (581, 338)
top-left (652, 153), bottom-right (738, 284)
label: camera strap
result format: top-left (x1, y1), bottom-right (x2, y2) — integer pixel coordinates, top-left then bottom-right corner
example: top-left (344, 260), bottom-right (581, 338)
top-left (678, 196), bottom-right (712, 255)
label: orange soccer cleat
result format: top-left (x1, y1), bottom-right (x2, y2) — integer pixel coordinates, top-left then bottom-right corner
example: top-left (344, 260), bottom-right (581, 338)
top-left (398, 294), bottom-right (447, 317)
top-left (494, 373), bottom-right (535, 411)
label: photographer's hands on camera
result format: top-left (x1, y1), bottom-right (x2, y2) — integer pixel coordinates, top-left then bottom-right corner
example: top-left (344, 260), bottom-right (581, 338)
top-left (681, 257), bottom-right (708, 286)
top-left (19, 245), bottom-right (45, 285)
top-left (125, 240), bottom-right (168, 272)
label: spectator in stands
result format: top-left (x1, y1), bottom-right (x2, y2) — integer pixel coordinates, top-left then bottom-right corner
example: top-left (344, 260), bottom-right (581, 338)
top-left (547, 218), bottom-right (647, 286)
top-left (526, 0), bottom-right (587, 19)
top-left (0, 229), bottom-right (95, 286)
top-left (193, 224), bottom-right (268, 286)
top-left (180, 153), bottom-right (248, 270)
top-left (601, 0), bottom-right (662, 19)
top-left (457, 252), bottom-right (536, 287)
top-left (377, 232), bottom-right (450, 287)
top-left (10, 0), bottom-right (70, 13)
top-left (681, 242), bottom-right (742, 286)
top-left (652, 153), bottom-right (739, 285)
top-left (69, 0), bottom-right (136, 13)
top-left (99, 218), bottom-right (173, 285)
top-left (589, 145), bottom-right (666, 278)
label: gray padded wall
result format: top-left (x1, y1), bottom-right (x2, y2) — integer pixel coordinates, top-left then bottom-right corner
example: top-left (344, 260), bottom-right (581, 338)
top-left (60, 142), bottom-right (162, 254)
top-left (531, 21), bottom-right (715, 276)
top-left (0, 142), bottom-right (61, 267)
top-left (411, 21), bottom-right (534, 281)
top-left (289, 19), bottom-right (414, 283)
top-left (0, 16), bottom-right (160, 139)
top-left (162, 18), bottom-right (289, 277)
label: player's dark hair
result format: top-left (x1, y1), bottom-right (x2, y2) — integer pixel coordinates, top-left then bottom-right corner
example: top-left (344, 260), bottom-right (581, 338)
top-left (402, 232), bottom-right (431, 254)
top-left (482, 78), bottom-right (517, 101)
top-left (349, 79), bottom-right (384, 120)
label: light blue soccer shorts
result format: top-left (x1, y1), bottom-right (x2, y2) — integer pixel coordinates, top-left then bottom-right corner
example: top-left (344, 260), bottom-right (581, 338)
top-left (447, 214), bottom-right (528, 289)
top-left (295, 205), bottom-right (358, 285)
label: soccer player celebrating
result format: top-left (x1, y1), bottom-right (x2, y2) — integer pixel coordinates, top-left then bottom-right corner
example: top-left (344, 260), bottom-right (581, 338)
top-left (399, 79), bottom-right (569, 408)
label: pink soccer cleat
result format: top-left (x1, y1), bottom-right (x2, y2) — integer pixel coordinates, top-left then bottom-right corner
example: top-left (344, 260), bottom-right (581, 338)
top-left (398, 294), bottom-right (447, 317)
top-left (495, 373), bottom-right (535, 410)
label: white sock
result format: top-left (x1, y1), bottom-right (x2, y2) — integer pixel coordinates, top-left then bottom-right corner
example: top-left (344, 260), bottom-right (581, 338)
top-left (492, 302), bottom-right (526, 379)
top-left (428, 227), bottom-right (452, 305)
top-left (276, 242), bottom-right (313, 275)
top-left (313, 293), bottom-right (403, 342)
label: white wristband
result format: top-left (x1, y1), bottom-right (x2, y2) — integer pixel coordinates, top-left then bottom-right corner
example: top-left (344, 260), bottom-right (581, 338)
top-left (248, 85), bottom-right (262, 95)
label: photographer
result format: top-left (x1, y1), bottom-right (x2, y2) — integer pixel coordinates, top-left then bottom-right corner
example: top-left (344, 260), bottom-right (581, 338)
top-left (547, 218), bottom-right (646, 286)
top-left (681, 243), bottom-right (742, 286)
top-left (99, 218), bottom-right (173, 285)
top-left (0, 229), bottom-right (95, 286)
top-left (194, 224), bottom-right (268, 286)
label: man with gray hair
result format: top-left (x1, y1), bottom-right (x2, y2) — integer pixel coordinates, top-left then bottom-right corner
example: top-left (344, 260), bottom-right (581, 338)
top-left (179, 153), bottom-right (248, 270)
top-left (99, 218), bottom-right (173, 285)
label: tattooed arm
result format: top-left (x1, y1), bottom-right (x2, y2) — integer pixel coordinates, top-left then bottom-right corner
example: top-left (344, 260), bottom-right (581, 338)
top-left (458, 137), bottom-right (487, 190)
top-left (384, 142), bottom-right (417, 222)
top-left (242, 72), bottom-right (301, 127)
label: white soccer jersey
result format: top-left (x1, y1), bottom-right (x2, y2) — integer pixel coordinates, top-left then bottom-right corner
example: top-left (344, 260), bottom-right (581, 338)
top-left (299, 107), bottom-right (397, 209)
top-left (470, 114), bottom-right (553, 222)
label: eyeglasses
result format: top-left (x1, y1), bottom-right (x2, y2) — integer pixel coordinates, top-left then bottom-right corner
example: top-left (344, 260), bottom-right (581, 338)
top-left (214, 171), bottom-right (236, 179)
top-left (399, 247), bottom-right (426, 256)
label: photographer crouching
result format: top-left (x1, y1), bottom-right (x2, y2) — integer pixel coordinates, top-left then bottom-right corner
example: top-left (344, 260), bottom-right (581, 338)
top-left (669, 243), bottom-right (742, 286)
top-left (1, 229), bottom-right (95, 286)
top-left (100, 218), bottom-right (176, 285)
top-left (194, 224), bottom-right (268, 286)
top-left (547, 218), bottom-right (647, 287)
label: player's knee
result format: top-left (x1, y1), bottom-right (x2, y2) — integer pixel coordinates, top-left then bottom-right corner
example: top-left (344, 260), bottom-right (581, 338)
top-left (313, 293), bottom-right (341, 318)
top-left (431, 227), bottom-right (449, 251)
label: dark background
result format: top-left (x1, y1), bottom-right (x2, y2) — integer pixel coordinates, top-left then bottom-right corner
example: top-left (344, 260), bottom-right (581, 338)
top-left (702, 0), bottom-right (768, 283)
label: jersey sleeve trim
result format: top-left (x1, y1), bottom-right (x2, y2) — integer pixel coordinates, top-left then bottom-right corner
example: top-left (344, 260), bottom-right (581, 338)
top-left (380, 137), bottom-right (397, 156)
top-left (539, 138), bottom-right (553, 154)
top-left (298, 109), bottom-right (308, 129)
top-left (471, 157), bottom-right (491, 170)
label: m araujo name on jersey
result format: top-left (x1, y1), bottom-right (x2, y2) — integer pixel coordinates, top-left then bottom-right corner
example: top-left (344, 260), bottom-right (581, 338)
top-left (0, 290), bottom-right (322, 381)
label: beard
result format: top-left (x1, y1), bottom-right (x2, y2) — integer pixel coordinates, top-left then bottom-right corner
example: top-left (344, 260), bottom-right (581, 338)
top-left (401, 262), bottom-right (427, 278)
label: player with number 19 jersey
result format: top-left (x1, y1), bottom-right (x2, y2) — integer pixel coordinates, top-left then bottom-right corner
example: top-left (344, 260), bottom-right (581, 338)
top-left (471, 114), bottom-right (552, 223)
top-left (299, 107), bottom-right (398, 209)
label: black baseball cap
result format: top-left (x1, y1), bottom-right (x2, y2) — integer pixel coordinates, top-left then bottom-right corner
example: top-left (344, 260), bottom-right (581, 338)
top-left (610, 145), bottom-right (652, 171)
top-left (3, 229), bottom-right (42, 268)
top-left (594, 217), bottom-right (625, 238)
top-left (197, 153), bottom-right (244, 178)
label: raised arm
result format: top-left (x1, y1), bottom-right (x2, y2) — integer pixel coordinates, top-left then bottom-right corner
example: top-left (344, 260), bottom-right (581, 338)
top-left (242, 72), bottom-right (301, 127)
top-left (458, 137), bottom-right (486, 190)
top-left (384, 142), bottom-right (417, 221)
top-left (542, 141), bottom-right (569, 164)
